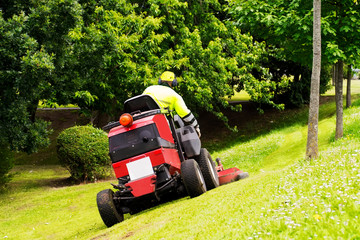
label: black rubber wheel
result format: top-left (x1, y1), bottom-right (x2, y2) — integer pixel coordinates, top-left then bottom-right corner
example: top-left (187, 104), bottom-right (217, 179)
top-left (195, 148), bottom-right (219, 190)
top-left (181, 159), bottom-right (207, 198)
top-left (97, 189), bottom-right (124, 227)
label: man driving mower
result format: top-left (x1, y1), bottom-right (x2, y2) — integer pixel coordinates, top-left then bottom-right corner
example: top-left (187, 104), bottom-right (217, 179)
top-left (143, 71), bottom-right (201, 138)
top-left (96, 71), bottom-right (248, 228)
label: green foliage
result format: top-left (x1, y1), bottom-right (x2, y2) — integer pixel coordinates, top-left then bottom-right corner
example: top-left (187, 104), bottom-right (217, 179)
top-left (229, 0), bottom-right (360, 66)
top-left (0, 0), bottom-right (82, 178)
top-left (56, 125), bottom-right (111, 181)
top-left (229, 0), bottom-right (359, 106)
top-left (0, 12), bottom-right (52, 153)
top-left (2, 0), bottom-right (302, 135)
top-left (0, 142), bottom-right (14, 191)
top-left (322, 1), bottom-right (360, 65)
top-left (64, 0), bottom-right (285, 124)
top-left (274, 65), bottom-right (331, 107)
top-left (5, 0), bottom-right (353, 156)
top-left (230, 0), bottom-right (313, 65)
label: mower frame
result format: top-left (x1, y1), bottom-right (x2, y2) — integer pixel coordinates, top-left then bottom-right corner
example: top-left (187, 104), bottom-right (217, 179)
top-left (97, 95), bottom-right (248, 227)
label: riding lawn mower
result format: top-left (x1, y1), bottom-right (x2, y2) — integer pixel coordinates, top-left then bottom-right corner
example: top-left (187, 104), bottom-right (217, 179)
top-left (97, 95), bottom-right (249, 227)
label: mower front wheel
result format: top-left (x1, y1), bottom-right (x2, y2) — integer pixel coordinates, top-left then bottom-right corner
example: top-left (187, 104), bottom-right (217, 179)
top-left (97, 189), bottom-right (124, 227)
top-left (181, 159), bottom-right (207, 198)
top-left (195, 148), bottom-right (219, 190)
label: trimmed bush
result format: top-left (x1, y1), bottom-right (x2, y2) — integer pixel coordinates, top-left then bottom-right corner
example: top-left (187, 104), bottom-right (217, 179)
top-left (57, 125), bottom-right (111, 182)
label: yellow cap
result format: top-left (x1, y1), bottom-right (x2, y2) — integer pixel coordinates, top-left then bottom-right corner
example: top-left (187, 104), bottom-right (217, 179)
top-left (160, 71), bottom-right (175, 81)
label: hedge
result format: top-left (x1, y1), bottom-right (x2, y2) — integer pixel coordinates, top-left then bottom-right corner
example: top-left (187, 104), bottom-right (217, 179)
top-left (57, 125), bottom-right (111, 182)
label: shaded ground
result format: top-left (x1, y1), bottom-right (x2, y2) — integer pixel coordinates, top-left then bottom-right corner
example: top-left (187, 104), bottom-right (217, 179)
top-left (14, 109), bottom-right (89, 166)
top-left (199, 95), bottom-right (335, 149)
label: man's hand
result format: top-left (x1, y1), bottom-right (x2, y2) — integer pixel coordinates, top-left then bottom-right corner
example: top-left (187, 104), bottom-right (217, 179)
top-left (195, 127), bottom-right (201, 138)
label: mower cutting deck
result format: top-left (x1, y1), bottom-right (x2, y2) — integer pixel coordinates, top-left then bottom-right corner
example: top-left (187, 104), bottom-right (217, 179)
top-left (215, 158), bottom-right (249, 185)
top-left (97, 94), bottom-right (248, 227)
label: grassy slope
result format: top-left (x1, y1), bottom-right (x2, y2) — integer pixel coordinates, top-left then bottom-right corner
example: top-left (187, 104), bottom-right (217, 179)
top-left (1, 81), bottom-right (360, 239)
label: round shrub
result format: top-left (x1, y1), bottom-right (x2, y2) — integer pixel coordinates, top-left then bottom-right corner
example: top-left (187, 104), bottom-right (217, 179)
top-left (57, 125), bottom-right (111, 182)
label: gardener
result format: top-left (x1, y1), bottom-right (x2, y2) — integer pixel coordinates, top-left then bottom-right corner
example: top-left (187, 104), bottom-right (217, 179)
top-left (143, 71), bottom-right (201, 137)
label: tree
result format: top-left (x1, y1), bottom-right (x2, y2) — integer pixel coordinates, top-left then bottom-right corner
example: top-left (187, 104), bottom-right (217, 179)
top-left (0, 12), bottom-right (53, 153)
top-left (230, 0), bottom-right (360, 141)
top-left (0, 12), bottom-right (53, 185)
top-left (66, 0), bottom-right (286, 126)
top-left (1, 0), bottom-right (84, 153)
top-left (229, 0), bottom-right (331, 108)
top-left (2, 0), bottom-right (288, 128)
top-left (0, 1), bottom-right (81, 184)
top-left (335, 60), bottom-right (344, 139)
top-left (346, 64), bottom-right (352, 108)
top-left (306, 0), bottom-right (321, 159)
top-left (323, 1), bottom-right (360, 139)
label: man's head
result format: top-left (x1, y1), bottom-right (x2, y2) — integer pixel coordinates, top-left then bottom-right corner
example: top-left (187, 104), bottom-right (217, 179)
top-left (158, 71), bottom-right (177, 87)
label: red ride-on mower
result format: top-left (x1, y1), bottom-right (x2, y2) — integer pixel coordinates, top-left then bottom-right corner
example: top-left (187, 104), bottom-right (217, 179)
top-left (97, 95), bottom-right (248, 227)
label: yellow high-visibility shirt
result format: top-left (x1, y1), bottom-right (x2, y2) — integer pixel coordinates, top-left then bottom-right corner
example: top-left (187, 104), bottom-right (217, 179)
top-left (143, 85), bottom-right (190, 117)
top-left (143, 85), bottom-right (199, 129)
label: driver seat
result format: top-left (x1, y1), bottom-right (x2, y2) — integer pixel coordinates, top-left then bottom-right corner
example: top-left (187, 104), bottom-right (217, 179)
top-left (124, 95), bottom-right (160, 114)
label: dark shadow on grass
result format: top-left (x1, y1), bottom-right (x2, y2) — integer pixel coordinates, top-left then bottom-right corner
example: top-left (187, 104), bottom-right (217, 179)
top-left (5, 174), bottom-right (117, 193)
top-left (6, 177), bottom-right (79, 191)
top-left (47, 175), bottom-right (117, 188)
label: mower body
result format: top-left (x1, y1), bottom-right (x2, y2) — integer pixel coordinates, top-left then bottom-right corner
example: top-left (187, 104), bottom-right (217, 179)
top-left (97, 95), bottom-right (248, 227)
top-left (109, 113), bottom-right (183, 198)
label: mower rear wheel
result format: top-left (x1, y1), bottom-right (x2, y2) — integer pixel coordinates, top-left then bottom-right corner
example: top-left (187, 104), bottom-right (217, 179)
top-left (195, 148), bottom-right (219, 190)
top-left (181, 159), bottom-right (207, 198)
top-left (97, 189), bottom-right (124, 227)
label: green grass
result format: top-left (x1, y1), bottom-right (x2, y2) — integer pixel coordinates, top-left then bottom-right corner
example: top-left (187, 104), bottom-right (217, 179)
top-left (2, 92), bottom-right (360, 239)
top-left (227, 79), bottom-right (360, 102)
top-left (323, 79), bottom-right (360, 96)
top-left (0, 167), bottom-right (108, 239)
top-left (226, 90), bottom-right (251, 102)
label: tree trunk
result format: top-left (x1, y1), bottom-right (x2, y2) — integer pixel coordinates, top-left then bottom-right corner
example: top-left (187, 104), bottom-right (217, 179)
top-left (28, 99), bottom-right (39, 123)
top-left (335, 60), bottom-right (344, 140)
top-left (332, 65), bottom-right (336, 86)
top-left (346, 64), bottom-right (352, 108)
top-left (306, 0), bottom-right (321, 159)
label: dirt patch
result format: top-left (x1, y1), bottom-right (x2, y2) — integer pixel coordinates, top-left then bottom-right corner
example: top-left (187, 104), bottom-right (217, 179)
top-left (91, 233), bottom-right (109, 240)
top-left (319, 95), bottom-right (335, 104)
top-left (121, 231), bottom-right (134, 239)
